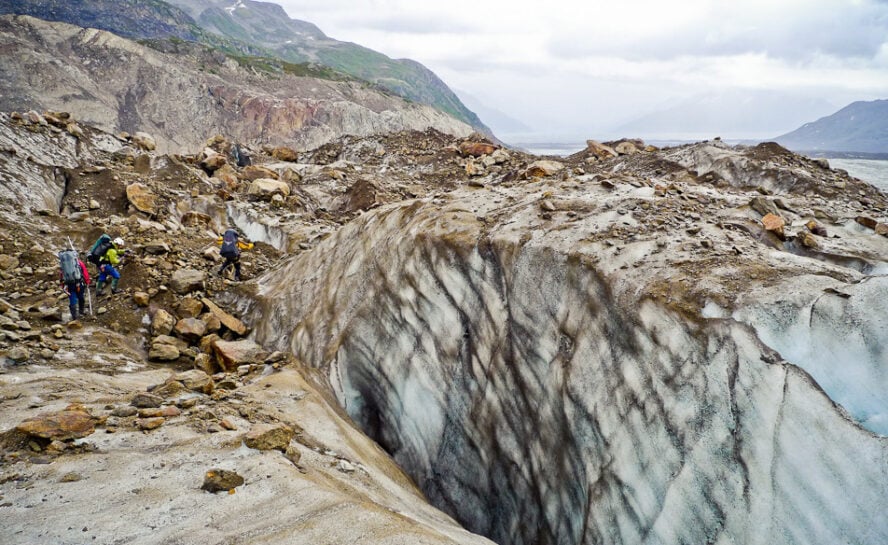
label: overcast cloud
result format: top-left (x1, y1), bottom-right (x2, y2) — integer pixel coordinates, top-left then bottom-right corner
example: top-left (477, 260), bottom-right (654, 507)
top-left (275, 0), bottom-right (888, 142)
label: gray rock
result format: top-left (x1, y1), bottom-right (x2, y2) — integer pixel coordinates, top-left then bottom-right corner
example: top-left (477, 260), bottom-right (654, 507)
top-left (170, 269), bottom-right (206, 295)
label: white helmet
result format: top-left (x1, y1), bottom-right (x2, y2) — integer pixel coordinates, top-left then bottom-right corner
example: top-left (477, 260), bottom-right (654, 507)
top-left (113, 237), bottom-right (125, 247)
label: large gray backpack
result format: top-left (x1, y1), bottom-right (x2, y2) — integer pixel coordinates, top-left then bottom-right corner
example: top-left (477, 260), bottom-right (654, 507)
top-left (59, 250), bottom-right (82, 284)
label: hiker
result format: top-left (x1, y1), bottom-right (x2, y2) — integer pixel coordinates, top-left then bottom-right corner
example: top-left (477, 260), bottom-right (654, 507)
top-left (58, 250), bottom-right (90, 320)
top-left (96, 237), bottom-right (126, 295)
top-left (216, 228), bottom-right (254, 281)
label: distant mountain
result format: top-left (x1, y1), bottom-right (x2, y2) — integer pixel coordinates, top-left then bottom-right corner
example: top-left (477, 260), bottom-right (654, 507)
top-left (614, 91), bottom-right (837, 141)
top-left (455, 89), bottom-right (531, 136)
top-left (775, 100), bottom-right (888, 155)
top-left (0, 0), bottom-right (489, 134)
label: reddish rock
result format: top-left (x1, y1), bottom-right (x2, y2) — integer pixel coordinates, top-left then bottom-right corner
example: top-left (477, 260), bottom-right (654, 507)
top-left (762, 213), bottom-right (786, 239)
top-left (16, 404), bottom-right (96, 441)
top-left (343, 179), bottom-right (380, 212)
top-left (459, 141), bottom-right (497, 157)
top-left (856, 216), bottom-right (878, 230)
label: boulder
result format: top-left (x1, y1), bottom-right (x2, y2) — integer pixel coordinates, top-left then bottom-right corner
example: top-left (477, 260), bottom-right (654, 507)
top-left (211, 164), bottom-right (239, 189)
top-left (201, 469), bottom-right (244, 493)
top-left (242, 165), bottom-right (278, 181)
top-left (244, 423), bottom-right (294, 451)
top-left (200, 312), bottom-right (222, 334)
top-left (151, 309), bottom-right (176, 336)
top-left (806, 220), bottom-right (828, 237)
top-left (525, 160), bottom-right (564, 178)
top-left (131, 393), bottom-right (164, 408)
top-left (856, 216), bottom-right (878, 230)
top-left (171, 269), bottom-right (206, 295)
top-left (343, 179), bottom-right (380, 212)
top-left (201, 299), bottom-right (248, 336)
top-left (133, 292), bottom-right (150, 307)
top-left (614, 141), bottom-right (639, 155)
top-left (586, 140), bottom-right (617, 159)
top-left (177, 297), bottom-right (204, 319)
top-left (143, 240), bottom-right (170, 255)
top-left (16, 404), bottom-right (96, 441)
top-left (0, 254), bottom-right (20, 270)
top-left (248, 178), bottom-right (290, 199)
top-left (174, 369), bottom-right (214, 394)
top-left (132, 132), bottom-right (156, 151)
top-left (174, 318), bottom-right (207, 343)
top-left (137, 417), bottom-right (165, 430)
top-left (876, 223), bottom-right (888, 237)
top-left (200, 154), bottom-right (227, 172)
top-left (193, 353), bottom-right (217, 375)
top-left (750, 197), bottom-right (780, 218)
top-left (271, 146), bottom-right (299, 162)
top-left (212, 339), bottom-right (264, 372)
top-left (6, 346), bottom-right (29, 364)
top-left (459, 142), bottom-right (497, 157)
top-left (762, 213), bottom-right (786, 239)
top-left (126, 183), bottom-right (158, 215)
top-left (148, 343), bottom-right (180, 362)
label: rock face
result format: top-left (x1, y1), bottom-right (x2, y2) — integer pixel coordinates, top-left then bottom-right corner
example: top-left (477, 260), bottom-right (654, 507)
top-left (0, 15), bottom-right (474, 153)
top-left (252, 141), bottom-right (888, 545)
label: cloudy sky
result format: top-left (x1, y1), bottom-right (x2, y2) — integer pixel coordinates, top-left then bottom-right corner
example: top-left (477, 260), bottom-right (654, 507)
top-left (274, 0), bottom-right (888, 143)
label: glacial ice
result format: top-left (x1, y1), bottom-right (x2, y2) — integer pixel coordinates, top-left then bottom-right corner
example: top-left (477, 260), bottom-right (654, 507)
top-left (253, 200), bottom-right (888, 545)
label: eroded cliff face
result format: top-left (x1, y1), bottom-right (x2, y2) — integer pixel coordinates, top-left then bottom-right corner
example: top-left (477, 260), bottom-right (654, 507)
top-left (250, 142), bottom-right (888, 544)
top-left (0, 15), bottom-right (473, 153)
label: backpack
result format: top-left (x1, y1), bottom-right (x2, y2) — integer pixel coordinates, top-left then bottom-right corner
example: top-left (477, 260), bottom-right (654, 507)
top-left (220, 229), bottom-right (239, 258)
top-left (59, 250), bottom-right (82, 284)
top-left (87, 234), bottom-right (112, 265)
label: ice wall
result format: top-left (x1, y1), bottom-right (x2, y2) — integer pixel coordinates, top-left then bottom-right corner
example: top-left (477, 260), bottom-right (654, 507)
top-left (252, 202), bottom-right (888, 545)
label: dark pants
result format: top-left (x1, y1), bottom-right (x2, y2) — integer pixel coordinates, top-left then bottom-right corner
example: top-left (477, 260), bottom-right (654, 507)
top-left (219, 254), bottom-right (241, 280)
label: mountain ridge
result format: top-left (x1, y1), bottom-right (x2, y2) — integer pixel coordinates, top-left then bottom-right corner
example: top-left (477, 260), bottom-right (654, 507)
top-left (776, 99), bottom-right (888, 155)
top-left (0, 0), bottom-right (489, 133)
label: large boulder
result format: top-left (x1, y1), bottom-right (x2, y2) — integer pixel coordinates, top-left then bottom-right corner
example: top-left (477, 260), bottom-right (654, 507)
top-left (174, 318), bottom-right (207, 343)
top-left (16, 404), bottom-right (96, 441)
top-left (201, 298), bottom-right (248, 336)
top-left (586, 140), bottom-right (617, 159)
top-left (271, 146), bottom-right (298, 162)
top-left (242, 165), bottom-right (278, 181)
top-left (248, 178), bottom-right (290, 199)
top-left (151, 309), bottom-right (176, 336)
top-left (126, 183), bottom-right (158, 215)
top-left (525, 160), bottom-right (564, 178)
top-left (212, 339), bottom-right (264, 372)
top-left (171, 269), bottom-right (206, 295)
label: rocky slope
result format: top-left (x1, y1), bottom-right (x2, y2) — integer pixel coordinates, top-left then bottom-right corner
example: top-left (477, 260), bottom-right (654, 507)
top-left (777, 99), bottom-right (888, 155)
top-left (0, 0), bottom-right (488, 133)
top-left (0, 110), bottom-right (494, 544)
top-left (0, 15), bottom-right (473, 154)
top-left (0, 109), bottom-right (886, 545)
